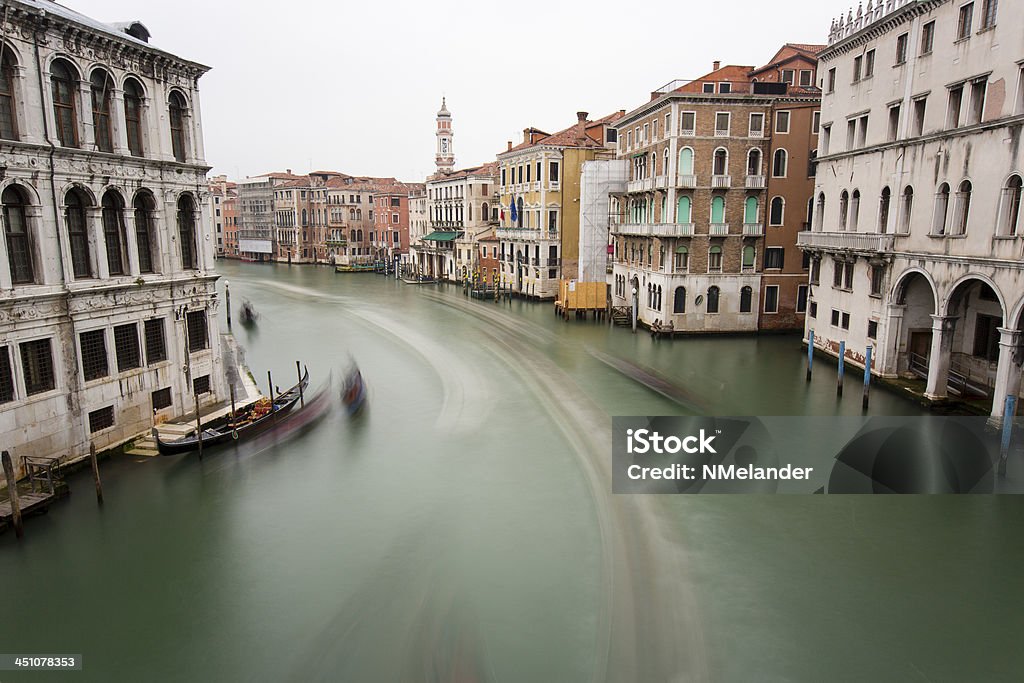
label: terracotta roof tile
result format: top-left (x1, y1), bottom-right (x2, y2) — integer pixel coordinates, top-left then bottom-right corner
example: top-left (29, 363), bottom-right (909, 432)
top-left (502, 111), bottom-right (623, 154)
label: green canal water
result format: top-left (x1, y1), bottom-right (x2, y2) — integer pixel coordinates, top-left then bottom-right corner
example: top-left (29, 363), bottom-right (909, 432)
top-left (1, 261), bottom-right (1022, 682)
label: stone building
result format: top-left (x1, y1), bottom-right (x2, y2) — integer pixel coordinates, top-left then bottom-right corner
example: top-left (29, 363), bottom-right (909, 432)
top-left (371, 182), bottom-right (424, 270)
top-left (497, 111), bottom-right (622, 300)
top-left (0, 0), bottom-right (224, 473)
top-left (800, 0), bottom-right (1024, 418)
top-left (609, 52), bottom-right (819, 332)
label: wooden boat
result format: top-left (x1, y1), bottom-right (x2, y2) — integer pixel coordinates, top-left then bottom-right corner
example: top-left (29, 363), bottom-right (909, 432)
top-left (335, 263), bottom-right (377, 273)
top-left (240, 300), bottom-right (259, 327)
top-left (341, 365), bottom-right (366, 416)
top-left (155, 367), bottom-right (310, 455)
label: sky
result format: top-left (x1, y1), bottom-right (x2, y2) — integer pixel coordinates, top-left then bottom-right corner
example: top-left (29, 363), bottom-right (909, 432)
top-left (69, 0), bottom-right (841, 183)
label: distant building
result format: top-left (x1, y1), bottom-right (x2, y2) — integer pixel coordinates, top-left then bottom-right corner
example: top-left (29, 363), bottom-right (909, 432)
top-left (497, 111), bottom-right (623, 300)
top-left (0, 1), bottom-right (224, 472)
top-left (372, 183), bottom-right (425, 269)
top-left (800, 0), bottom-right (1024, 418)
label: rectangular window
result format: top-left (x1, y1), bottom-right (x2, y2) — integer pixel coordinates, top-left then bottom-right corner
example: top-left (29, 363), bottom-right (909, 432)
top-left (844, 262), bottom-right (854, 290)
top-left (799, 70), bottom-right (813, 87)
top-left (921, 21), bottom-right (935, 54)
top-left (841, 312), bottom-right (851, 330)
top-left (718, 82), bottom-right (731, 94)
top-left (764, 286), bottom-right (779, 313)
top-left (714, 112), bottom-right (730, 136)
top-left (822, 124), bottom-right (831, 154)
top-left (812, 112), bottom-right (821, 134)
top-left (702, 82), bottom-right (715, 93)
top-left (811, 258), bottom-right (820, 284)
top-left (947, 86), bottom-right (964, 128)
top-left (827, 68), bottom-right (836, 93)
top-left (912, 97), bottom-right (927, 136)
top-left (957, 2), bottom-right (974, 40)
top-left (548, 211), bottom-right (557, 231)
top-left (749, 113), bottom-right (765, 137)
top-left (775, 111), bottom-right (790, 134)
top-left (143, 318), bottom-right (167, 365)
top-left (186, 310), bottom-right (208, 353)
top-left (831, 309), bottom-right (841, 326)
top-left (981, 0), bottom-right (997, 29)
top-left (765, 248), bottom-right (785, 269)
top-left (80, 329), bottom-right (108, 381)
top-left (0, 346), bottom-right (14, 403)
top-left (796, 285), bottom-right (808, 313)
top-left (847, 119), bottom-right (857, 149)
top-left (857, 115), bottom-right (869, 147)
top-left (973, 313), bottom-right (1000, 360)
top-left (870, 265), bottom-right (885, 296)
top-left (895, 33), bottom-right (909, 65)
top-left (549, 161), bottom-right (559, 183)
top-left (193, 374), bottom-right (211, 395)
top-left (809, 301), bottom-right (817, 318)
top-left (781, 69), bottom-right (795, 85)
top-left (113, 323), bottom-right (141, 372)
top-left (868, 320), bottom-right (878, 340)
top-left (152, 387), bottom-right (172, 411)
top-left (968, 78), bottom-right (987, 124)
top-left (680, 111), bottom-right (696, 135)
top-left (852, 56), bottom-right (862, 82)
top-left (88, 406), bottom-right (114, 433)
top-left (864, 50), bottom-right (875, 78)
top-left (888, 104), bottom-right (901, 141)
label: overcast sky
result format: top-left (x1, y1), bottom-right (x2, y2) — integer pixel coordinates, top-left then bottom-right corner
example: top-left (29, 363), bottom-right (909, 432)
top-left (70, 0), bottom-right (839, 183)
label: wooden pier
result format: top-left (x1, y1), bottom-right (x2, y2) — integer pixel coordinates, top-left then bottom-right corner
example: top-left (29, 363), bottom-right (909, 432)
top-left (1, 454), bottom-right (65, 533)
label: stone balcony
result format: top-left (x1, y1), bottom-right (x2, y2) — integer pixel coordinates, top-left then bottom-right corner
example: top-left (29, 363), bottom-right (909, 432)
top-left (742, 223), bottom-right (763, 236)
top-left (745, 175), bottom-right (766, 189)
top-left (613, 222), bottom-right (695, 237)
top-left (678, 174), bottom-right (697, 188)
top-left (797, 231), bottom-right (896, 254)
top-left (496, 227), bottom-right (544, 240)
top-left (711, 175), bottom-right (731, 189)
top-left (709, 223), bottom-right (730, 236)
top-left (626, 177), bottom-right (656, 193)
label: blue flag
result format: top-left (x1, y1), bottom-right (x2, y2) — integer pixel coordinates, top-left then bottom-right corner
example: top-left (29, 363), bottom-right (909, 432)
top-left (509, 196), bottom-right (518, 223)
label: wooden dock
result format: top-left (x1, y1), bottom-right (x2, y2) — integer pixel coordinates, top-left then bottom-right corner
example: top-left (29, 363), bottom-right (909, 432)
top-left (0, 491), bottom-right (56, 523)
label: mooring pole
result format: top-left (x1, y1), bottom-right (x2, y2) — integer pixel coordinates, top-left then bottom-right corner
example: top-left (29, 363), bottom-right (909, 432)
top-left (268, 371), bottom-right (277, 420)
top-left (89, 442), bottom-right (103, 505)
top-left (296, 360), bottom-right (305, 407)
top-left (2, 450), bottom-right (23, 539)
top-left (862, 345), bottom-right (872, 410)
top-left (194, 393), bottom-right (203, 460)
top-left (225, 280), bottom-right (232, 329)
top-left (229, 384), bottom-right (238, 439)
top-left (837, 340), bottom-right (846, 397)
top-left (806, 330), bottom-right (814, 381)
top-left (999, 395), bottom-right (1016, 476)
top-left (631, 287), bottom-right (638, 334)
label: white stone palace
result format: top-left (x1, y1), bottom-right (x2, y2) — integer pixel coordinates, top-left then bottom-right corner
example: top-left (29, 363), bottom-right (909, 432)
top-left (1, 0), bottom-right (224, 473)
top-left (801, 0), bottom-right (1024, 417)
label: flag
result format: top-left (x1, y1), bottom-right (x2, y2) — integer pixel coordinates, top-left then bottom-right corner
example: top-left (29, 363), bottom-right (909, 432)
top-left (509, 196), bottom-right (518, 223)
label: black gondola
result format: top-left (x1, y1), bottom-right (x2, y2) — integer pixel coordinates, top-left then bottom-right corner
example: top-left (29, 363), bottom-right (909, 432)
top-left (155, 367), bottom-right (310, 455)
top-left (240, 300), bottom-right (259, 327)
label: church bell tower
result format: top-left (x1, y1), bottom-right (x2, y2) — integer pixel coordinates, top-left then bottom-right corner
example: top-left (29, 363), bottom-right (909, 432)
top-left (435, 97), bottom-right (454, 175)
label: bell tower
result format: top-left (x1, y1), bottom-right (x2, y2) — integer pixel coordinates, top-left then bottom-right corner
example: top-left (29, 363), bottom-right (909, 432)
top-left (435, 97), bottom-right (454, 175)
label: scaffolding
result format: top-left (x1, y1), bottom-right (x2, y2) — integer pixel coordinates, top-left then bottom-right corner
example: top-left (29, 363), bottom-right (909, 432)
top-left (577, 159), bottom-right (628, 282)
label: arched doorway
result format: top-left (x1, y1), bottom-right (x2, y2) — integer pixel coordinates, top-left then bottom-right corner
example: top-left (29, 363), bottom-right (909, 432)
top-left (892, 270), bottom-right (937, 380)
top-left (935, 277), bottom-right (1006, 403)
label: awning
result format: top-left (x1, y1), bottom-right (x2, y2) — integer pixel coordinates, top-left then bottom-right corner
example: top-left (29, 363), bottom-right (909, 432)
top-left (422, 231), bottom-right (459, 242)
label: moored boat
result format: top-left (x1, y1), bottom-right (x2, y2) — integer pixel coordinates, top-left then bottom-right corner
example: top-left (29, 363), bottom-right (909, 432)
top-left (155, 367), bottom-right (310, 455)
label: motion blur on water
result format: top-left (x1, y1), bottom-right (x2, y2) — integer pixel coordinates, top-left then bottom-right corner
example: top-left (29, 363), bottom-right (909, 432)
top-left (1, 261), bottom-right (1023, 682)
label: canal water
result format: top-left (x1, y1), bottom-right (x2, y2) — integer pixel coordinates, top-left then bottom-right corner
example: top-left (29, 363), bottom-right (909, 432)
top-left (2, 261), bottom-right (1022, 682)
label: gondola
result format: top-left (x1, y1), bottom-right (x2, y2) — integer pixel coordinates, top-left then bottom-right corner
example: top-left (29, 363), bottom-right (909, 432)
top-left (155, 367), bottom-right (310, 455)
top-left (342, 365), bottom-right (366, 416)
top-left (239, 300), bottom-right (259, 327)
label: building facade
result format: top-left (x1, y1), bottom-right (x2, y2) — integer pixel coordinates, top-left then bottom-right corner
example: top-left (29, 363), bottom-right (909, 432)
top-left (0, 1), bottom-right (225, 473)
top-left (799, 0), bottom-right (1023, 418)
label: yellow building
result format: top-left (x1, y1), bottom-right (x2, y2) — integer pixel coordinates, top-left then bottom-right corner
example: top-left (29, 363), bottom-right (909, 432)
top-left (496, 111), bottom-right (623, 299)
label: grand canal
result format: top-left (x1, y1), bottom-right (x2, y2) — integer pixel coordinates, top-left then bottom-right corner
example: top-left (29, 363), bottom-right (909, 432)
top-left (2, 261), bottom-right (1022, 682)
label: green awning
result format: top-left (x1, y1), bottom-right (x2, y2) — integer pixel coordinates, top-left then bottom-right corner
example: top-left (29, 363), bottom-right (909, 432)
top-left (423, 231), bottom-right (459, 242)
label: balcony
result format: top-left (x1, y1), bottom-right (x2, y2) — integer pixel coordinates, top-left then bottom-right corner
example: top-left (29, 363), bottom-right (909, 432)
top-left (627, 177), bottom-right (655, 193)
top-left (680, 128), bottom-right (696, 137)
top-left (653, 175), bottom-right (668, 189)
top-left (714, 129), bottom-right (730, 137)
top-left (496, 227), bottom-right (543, 240)
top-left (796, 231), bottom-right (896, 254)
top-left (745, 175), bottom-right (766, 189)
top-left (711, 175), bottom-right (731, 189)
top-left (651, 223), bottom-right (694, 237)
top-left (677, 174), bottom-right (697, 188)
top-left (742, 223), bottom-right (763, 236)
top-left (430, 220), bottom-right (464, 230)
top-left (709, 223), bottom-right (730, 236)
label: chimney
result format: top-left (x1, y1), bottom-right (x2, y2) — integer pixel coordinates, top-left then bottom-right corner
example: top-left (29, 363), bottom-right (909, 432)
top-left (523, 128), bottom-right (531, 144)
top-left (286, 168), bottom-right (292, 175)
top-left (713, 60), bottom-right (721, 71)
top-left (577, 111), bottom-right (588, 140)
top-left (507, 141), bottom-right (512, 151)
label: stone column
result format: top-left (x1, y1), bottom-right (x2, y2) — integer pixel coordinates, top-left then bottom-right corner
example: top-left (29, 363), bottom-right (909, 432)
top-left (924, 315), bottom-right (957, 400)
top-left (123, 206), bottom-right (141, 276)
top-left (87, 206), bottom-right (108, 279)
top-left (990, 327), bottom-right (1022, 419)
top-left (879, 302), bottom-right (905, 376)
top-left (78, 81), bottom-right (95, 150)
top-left (110, 88), bottom-right (129, 155)
top-left (11, 65), bottom-right (38, 144)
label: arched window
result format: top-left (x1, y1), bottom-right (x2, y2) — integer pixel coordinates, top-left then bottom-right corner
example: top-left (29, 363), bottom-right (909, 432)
top-left (744, 196), bottom-right (759, 223)
top-left (655, 285), bottom-right (662, 310)
top-left (65, 189), bottom-right (92, 278)
top-left (746, 149), bottom-right (761, 177)
top-left (742, 245), bottom-right (756, 270)
top-left (740, 286), bottom-right (753, 312)
top-left (673, 286), bottom-right (686, 313)
top-left (101, 191), bottom-right (127, 275)
top-left (850, 189), bottom-right (861, 230)
top-left (708, 245), bottom-right (723, 272)
top-left (952, 180), bottom-right (971, 235)
top-left (678, 148), bottom-right (694, 177)
top-left (133, 191), bottom-right (155, 273)
top-left (176, 194), bottom-right (198, 269)
top-left (711, 196), bottom-right (725, 223)
top-left (1001, 175), bottom-right (1023, 235)
top-left (713, 148), bottom-right (728, 176)
top-left (51, 59), bottom-right (79, 148)
top-left (0, 46), bottom-right (19, 140)
top-left (124, 78), bottom-right (145, 157)
top-left (482, 202), bottom-right (489, 221)
top-left (301, 209), bottom-right (308, 226)
top-left (516, 197), bottom-right (524, 228)
top-left (839, 190), bottom-right (849, 230)
top-left (932, 183), bottom-right (950, 235)
top-left (3, 185), bottom-right (33, 284)
top-left (674, 245), bottom-right (689, 272)
top-left (90, 69), bottom-right (114, 153)
top-left (677, 195), bottom-right (692, 223)
top-left (168, 91), bottom-right (188, 162)
top-left (772, 149), bottom-right (788, 177)
top-left (900, 186), bottom-right (914, 234)
top-left (770, 196), bottom-right (784, 225)
top-left (815, 192), bottom-right (825, 230)
top-left (707, 286), bottom-right (720, 313)
top-left (878, 186), bottom-right (891, 233)
top-left (663, 148), bottom-right (669, 175)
